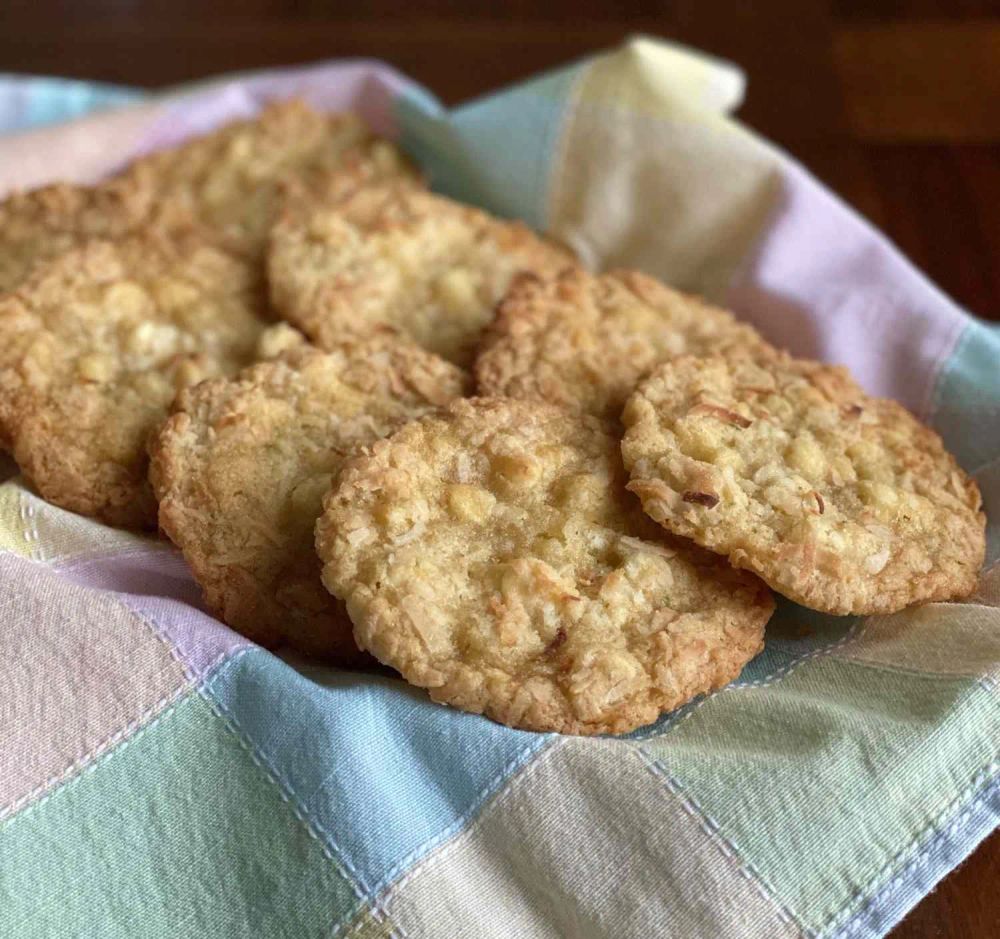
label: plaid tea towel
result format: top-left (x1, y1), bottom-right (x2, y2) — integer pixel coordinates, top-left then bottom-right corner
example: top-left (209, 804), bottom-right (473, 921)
top-left (0, 38), bottom-right (997, 939)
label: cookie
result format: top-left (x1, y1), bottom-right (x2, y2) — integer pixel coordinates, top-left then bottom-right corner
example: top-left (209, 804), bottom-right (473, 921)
top-left (317, 397), bottom-right (773, 735)
top-left (123, 98), bottom-right (414, 259)
top-left (0, 228), bottom-right (269, 528)
top-left (475, 268), bottom-right (773, 420)
top-left (622, 354), bottom-right (986, 615)
top-left (149, 338), bottom-right (465, 663)
top-left (0, 178), bottom-right (155, 295)
top-left (268, 182), bottom-right (573, 368)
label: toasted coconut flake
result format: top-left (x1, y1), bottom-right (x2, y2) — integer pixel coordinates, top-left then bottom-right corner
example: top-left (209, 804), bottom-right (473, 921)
top-left (865, 523), bottom-right (893, 543)
top-left (545, 627), bottom-right (568, 653)
top-left (393, 520), bottom-right (426, 546)
top-left (689, 402), bottom-right (753, 428)
top-left (618, 535), bottom-right (677, 557)
top-left (683, 490), bottom-right (720, 508)
top-left (865, 545), bottom-right (891, 574)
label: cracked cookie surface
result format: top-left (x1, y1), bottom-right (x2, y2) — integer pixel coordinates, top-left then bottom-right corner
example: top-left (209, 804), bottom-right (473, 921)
top-left (0, 229), bottom-right (269, 528)
top-left (150, 338), bottom-right (465, 662)
top-left (476, 268), bottom-right (773, 419)
top-left (622, 354), bottom-right (986, 614)
top-left (268, 182), bottom-right (573, 368)
top-left (317, 396), bottom-right (773, 734)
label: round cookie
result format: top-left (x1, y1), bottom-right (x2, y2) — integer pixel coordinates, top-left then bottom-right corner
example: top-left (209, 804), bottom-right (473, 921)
top-left (122, 98), bottom-right (415, 259)
top-left (0, 228), bottom-right (269, 528)
top-left (149, 338), bottom-right (466, 663)
top-left (622, 354), bottom-right (986, 615)
top-left (268, 182), bottom-right (573, 368)
top-left (317, 397), bottom-right (773, 735)
top-left (475, 268), bottom-right (773, 420)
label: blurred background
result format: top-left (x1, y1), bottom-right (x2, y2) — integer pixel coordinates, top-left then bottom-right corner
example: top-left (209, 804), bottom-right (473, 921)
top-left (2, 2), bottom-right (997, 936)
top-left (2, 0), bottom-right (998, 323)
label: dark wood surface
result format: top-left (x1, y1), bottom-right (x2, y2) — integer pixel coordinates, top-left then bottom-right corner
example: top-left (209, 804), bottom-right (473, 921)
top-left (2, 2), bottom-right (996, 936)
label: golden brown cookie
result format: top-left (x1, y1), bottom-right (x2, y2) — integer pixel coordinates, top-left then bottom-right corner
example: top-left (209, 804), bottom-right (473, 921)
top-left (0, 229), bottom-right (269, 528)
top-left (268, 182), bottom-right (573, 368)
top-left (475, 268), bottom-right (773, 420)
top-left (0, 178), bottom-right (156, 295)
top-left (149, 337), bottom-right (465, 663)
top-left (622, 354), bottom-right (986, 615)
top-left (0, 100), bottom-right (411, 297)
top-left (122, 98), bottom-right (414, 259)
top-left (317, 397), bottom-right (773, 734)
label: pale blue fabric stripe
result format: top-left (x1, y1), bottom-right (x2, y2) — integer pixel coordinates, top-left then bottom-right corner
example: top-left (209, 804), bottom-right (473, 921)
top-left (0, 74), bottom-right (142, 134)
top-left (396, 62), bottom-right (583, 228)
top-left (929, 320), bottom-right (1000, 473)
top-left (204, 649), bottom-right (550, 897)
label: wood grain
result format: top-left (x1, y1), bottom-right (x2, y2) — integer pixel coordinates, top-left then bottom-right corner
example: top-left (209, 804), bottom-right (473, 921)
top-left (834, 22), bottom-right (1000, 141)
top-left (1, 3), bottom-right (997, 935)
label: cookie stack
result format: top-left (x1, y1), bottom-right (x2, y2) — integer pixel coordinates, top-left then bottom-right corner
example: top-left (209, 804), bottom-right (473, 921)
top-left (0, 101), bottom-right (985, 735)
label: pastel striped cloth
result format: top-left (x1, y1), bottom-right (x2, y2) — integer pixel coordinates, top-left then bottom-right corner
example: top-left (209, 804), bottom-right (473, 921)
top-left (1, 38), bottom-right (997, 939)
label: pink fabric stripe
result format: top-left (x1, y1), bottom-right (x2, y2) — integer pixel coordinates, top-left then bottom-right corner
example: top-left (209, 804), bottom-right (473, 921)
top-left (52, 547), bottom-right (250, 679)
top-left (0, 60), bottom-right (419, 192)
top-left (133, 60), bottom-right (419, 159)
top-left (0, 551), bottom-right (189, 815)
top-left (726, 159), bottom-right (968, 419)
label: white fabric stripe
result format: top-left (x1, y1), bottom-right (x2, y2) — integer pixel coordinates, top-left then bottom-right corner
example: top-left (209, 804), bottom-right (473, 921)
top-left (383, 738), bottom-right (801, 939)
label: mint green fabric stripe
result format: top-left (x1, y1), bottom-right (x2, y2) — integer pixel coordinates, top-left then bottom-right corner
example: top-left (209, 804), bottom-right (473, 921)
top-left (928, 320), bottom-right (1000, 564)
top-left (0, 691), bottom-right (362, 938)
top-left (396, 62), bottom-right (583, 229)
top-left (642, 656), bottom-right (999, 933)
top-left (928, 320), bottom-right (1000, 473)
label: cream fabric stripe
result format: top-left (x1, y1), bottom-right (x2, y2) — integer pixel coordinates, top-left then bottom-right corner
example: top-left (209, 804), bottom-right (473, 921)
top-left (0, 484), bottom-right (38, 559)
top-left (382, 739), bottom-right (801, 939)
top-left (0, 479), bottom-right (155, 564)
top-left (546, 39), bottom-right (780, 300)
top-left (835, 563), bottom-right (1000, 687)
top-left (0, 552), bottom-right (189, 815)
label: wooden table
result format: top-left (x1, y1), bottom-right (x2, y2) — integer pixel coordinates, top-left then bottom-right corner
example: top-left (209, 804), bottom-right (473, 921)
top-left (2, 2), bottom-right (995, 935)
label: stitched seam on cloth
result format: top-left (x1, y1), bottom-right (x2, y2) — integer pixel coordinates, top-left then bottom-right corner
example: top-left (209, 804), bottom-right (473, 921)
top-left (369, 739), bottom-right (565, 914)
top-left (194, 672), bottom-right (403, 939)
top-left (637, 749), bottom-right (810, 937)
top-left (117, 590), bottom-right (251, 679)
top-left (17, 488), bottom-right (41, 561)
top-left (821, 761), bottom-right (1000, 938)
top-left (366, 735), bottom-right (557, 899)
top-left (0, 687), bottom-right (192, 829)
top-left (122, 597), bottom-right (204, 683)
top-left (0, 645), bottom-right (239, 824)
top-left (633, 621), bottom-right (866, 742)
top-left (735, 622), bottom-right (866, 691)
top-left (832, 773), bottom-right (1000, 939)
